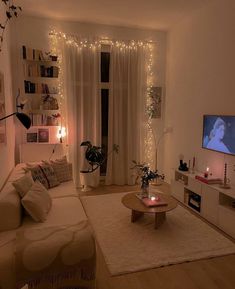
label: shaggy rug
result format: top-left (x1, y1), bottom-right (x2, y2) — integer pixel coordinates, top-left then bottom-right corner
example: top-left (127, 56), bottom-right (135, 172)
top-left (81, 192), bottom-right (235, 276)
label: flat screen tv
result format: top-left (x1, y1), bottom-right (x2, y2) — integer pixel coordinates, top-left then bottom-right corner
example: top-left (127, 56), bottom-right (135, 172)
top-left (202, 115), bottom-right (235, 156)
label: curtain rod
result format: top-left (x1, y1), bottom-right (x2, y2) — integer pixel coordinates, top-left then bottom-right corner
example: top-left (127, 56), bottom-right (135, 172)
top-left (49, 31), bottom-right (157, 45)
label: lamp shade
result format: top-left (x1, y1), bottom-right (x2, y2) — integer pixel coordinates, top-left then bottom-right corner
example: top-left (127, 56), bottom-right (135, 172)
top-left (16, 112), bottom-right (31, 129)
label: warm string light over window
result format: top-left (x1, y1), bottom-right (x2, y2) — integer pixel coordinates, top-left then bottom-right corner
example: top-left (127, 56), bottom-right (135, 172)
top-left (145, 43), bottom-right (155, 168)
top-left (49, 34), bottom-right (66, 144)
top-left (49, 31), bottom-right (156, 167)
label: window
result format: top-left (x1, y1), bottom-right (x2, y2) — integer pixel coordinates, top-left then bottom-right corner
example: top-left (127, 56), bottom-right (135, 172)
top-left (100, 50), bottom-right (110, 175)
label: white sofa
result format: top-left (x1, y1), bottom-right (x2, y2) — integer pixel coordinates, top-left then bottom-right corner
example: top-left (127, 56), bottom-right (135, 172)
top-left (0, 164), bottom-right (96, 289)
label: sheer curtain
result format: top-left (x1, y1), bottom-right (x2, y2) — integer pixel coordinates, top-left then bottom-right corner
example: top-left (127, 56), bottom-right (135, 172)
top-left (61, 43), bottom-right (101, 187)
top-left (106, 45), bottom-right (147, 185)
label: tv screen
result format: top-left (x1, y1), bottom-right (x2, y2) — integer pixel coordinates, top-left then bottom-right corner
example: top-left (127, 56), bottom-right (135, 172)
top-left (202, 115), bottom-right (235, 156)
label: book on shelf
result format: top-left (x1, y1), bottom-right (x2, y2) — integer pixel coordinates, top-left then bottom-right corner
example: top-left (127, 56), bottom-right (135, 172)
top-left (135, 192), bottom-right (167, 207)
top-left (195, 175), bottom-right (222, 184)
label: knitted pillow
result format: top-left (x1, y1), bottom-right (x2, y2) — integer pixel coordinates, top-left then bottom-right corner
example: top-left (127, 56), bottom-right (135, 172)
top-left (44, 156), bottom-right (72, 183)
top-left (25, 164), bottom-right (60, 189)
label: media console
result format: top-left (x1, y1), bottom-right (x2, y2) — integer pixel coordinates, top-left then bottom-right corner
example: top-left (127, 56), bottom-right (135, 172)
top-left (171, 170), bottom-right (235, 239)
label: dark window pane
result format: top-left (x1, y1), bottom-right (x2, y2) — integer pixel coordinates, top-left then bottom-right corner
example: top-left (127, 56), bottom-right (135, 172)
top-left (101, 52), bottom-right (110, 82)
top-left (101, 89), bottom-right (109, 175)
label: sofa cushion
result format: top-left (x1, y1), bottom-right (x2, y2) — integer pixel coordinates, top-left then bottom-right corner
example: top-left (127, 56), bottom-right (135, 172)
top-left (25, 164), bottom-right (60, 189)
top-left (0, 231), bottom-right (16, 289)
top-left (21, 181), bottom-right (52, 222)
top-left (44, 156), bottom-right (73, 183)
top-left (0, 183), bottom-right (22, 232)
top-left (12, 174), bottom-right (34, 198)
top-left (22, 196), bottom-right (87, 229)
top-left (48, 180), bottom-right (78, 199)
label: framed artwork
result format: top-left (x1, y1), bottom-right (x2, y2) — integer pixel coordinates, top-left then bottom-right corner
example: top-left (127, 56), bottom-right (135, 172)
top-left (38, 128), bottom-right (49, 143)
top-left (27, 132), bottom-right (38, 143)
top-left (149, 87), bottom-right (162, 119)
top-left (0, 72), bottom-right (6, 144)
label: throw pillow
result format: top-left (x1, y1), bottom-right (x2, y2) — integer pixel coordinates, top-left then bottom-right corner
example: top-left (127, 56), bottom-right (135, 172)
top-left (43, 156), bottom-right (72, 183)
top-left (12, 174), bottom-right (34, 198)
top-left (25, 164), bottom-right (60, 189)
top-left (21, 181), bottom-right (52, 222)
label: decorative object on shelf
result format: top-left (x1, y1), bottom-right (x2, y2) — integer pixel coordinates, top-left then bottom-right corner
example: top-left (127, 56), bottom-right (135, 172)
top-left (80, 141), bottom-right (119, 173)
top-left (0, 0), bottom-right (22, 52)
top-left (131, 161), bottom-right (164, 198)
top-left (178, 159), bottom-right (188, 171)
top-left (192, 156), bottom-right (196, 174)
top-left (220, 163), bottom-right (231, 189)
top-left (41, 95), bottom-right (59, 110)
top-left (0, 89), bottom-right (31, 129)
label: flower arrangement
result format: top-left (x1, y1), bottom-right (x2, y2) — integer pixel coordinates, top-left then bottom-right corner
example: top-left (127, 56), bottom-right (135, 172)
top-left (131, 160), bottom-right (164, 197)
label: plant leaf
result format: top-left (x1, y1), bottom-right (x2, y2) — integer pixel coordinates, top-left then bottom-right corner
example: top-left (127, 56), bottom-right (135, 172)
top-left (6, 11), bottom-right (12, 19)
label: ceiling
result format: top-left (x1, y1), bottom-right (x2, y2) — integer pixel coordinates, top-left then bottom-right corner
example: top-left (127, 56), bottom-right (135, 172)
top-left (16, 0), bottom-right (214, 31)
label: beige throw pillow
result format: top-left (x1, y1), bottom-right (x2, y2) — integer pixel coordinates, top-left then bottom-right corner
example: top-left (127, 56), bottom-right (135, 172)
top-left (25, 164), bottom-right (60, 189)
top-left (12, 174), bottom-right (34, 198)
top-left (44, 156), bottom-right (72, 183)
top-left (21, 181), bottom-right (52, 222)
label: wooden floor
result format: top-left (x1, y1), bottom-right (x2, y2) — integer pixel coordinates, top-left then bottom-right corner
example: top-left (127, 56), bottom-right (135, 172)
top-left (78, 182), bottom-right (235, 289)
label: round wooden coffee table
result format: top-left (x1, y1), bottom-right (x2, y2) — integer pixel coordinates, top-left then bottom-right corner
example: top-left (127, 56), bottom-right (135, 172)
top-left (122, 192), bottom-right (178, 229)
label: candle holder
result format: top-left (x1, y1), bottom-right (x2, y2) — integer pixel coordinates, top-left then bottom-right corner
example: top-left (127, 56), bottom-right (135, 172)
top-left (220, 163), bottom-right (231, 189)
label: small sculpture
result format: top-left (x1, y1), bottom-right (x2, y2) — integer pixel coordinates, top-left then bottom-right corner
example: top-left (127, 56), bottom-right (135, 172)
top-left (178, 159), bottom-right (188, 171)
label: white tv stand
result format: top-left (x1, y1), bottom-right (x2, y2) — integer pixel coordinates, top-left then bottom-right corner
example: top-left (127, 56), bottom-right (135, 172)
top-left (171, 170), bottom-right (235, 239)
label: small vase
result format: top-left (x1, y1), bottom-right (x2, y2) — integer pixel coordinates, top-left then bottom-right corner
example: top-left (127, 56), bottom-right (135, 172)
top-left (141, 184), bottom-right (149, 199)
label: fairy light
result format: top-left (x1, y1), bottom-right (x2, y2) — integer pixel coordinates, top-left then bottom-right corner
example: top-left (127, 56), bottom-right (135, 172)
top-left (49, 30), bottom-right (156, 166)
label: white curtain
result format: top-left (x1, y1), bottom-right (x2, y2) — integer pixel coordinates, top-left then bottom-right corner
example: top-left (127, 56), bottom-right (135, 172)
top-left (106, 45), bottom-right (147, 185)
top-left (61, 43), bottom-right (101, 187)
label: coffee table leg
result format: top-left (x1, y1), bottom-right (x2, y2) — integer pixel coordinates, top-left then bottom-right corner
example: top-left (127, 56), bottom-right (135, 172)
top-left (131, 210), bottom-right (144, 222)
top-left (155, 212), bottom-right (166, 229)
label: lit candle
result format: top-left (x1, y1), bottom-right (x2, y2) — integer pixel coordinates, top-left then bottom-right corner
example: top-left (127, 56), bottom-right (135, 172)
top-left (204, 167), bottom-right (209, 178)
top-left (151, 196), bottom-right (156, 201)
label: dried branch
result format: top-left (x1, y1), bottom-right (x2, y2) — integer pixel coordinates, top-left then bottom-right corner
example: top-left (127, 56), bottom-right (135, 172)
top-left (0, 0), bottom-right (22, 52)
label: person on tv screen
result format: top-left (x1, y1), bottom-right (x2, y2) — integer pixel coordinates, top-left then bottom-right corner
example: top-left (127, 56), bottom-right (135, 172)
top-left (206, 117), bottom-right (230, 153)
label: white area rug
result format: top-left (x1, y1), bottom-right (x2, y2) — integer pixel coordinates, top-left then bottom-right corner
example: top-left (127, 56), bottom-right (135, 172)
top-left (81, 192), bottom-right (235, 276)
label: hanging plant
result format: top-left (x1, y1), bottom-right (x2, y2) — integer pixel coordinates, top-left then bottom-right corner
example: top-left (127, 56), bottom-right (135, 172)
top-left (0, 0), bottom-right (22, 52)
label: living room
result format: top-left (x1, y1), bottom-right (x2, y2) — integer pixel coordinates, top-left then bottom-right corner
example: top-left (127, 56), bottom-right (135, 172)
top-left (0, 0), bottom-right (235, 288)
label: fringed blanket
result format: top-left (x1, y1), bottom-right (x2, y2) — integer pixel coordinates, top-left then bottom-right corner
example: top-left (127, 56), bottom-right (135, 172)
top-left (15, 221), bottom-right (96, 289)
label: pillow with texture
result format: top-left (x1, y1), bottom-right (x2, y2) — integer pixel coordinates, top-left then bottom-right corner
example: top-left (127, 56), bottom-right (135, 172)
top-left (25, 164), bottom-right (60, 189)
top-left (43, 156), bottom-right (72, 183)
top-left (21, 181), bottom-right (52, 222)
top-left (12, 174), bottom-right (34, 198)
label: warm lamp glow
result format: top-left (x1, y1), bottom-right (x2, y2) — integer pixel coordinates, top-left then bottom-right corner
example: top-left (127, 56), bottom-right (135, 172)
top-left (57, 127), bottom-right (66, 142)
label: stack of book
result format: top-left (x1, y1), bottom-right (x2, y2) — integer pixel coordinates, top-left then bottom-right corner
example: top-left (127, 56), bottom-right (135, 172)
top-left (195, 175), bottom-right (222, 184)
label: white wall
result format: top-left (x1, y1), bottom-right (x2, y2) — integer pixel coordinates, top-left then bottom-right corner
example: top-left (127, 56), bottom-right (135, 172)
top-left (164, 0), bottom-right (235, 184)
top-left (12, 16), bottom-right (167, 168)
top-left (0, 4), bottom-right (15, 189)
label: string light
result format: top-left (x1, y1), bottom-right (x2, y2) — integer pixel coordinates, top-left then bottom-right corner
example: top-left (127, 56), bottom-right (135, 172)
top-left (49, 30), bottom-right (156, 167)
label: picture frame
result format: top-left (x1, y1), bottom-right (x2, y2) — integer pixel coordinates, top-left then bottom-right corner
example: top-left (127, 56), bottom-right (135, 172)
top-left (149, 86), bottom-right (162, 119)
top-left (0, 72), bottom-right (6, 144)
top-left (26, 132), bottom-right (38, 143)
top-left (38, 128), bottom-right (49, 143)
